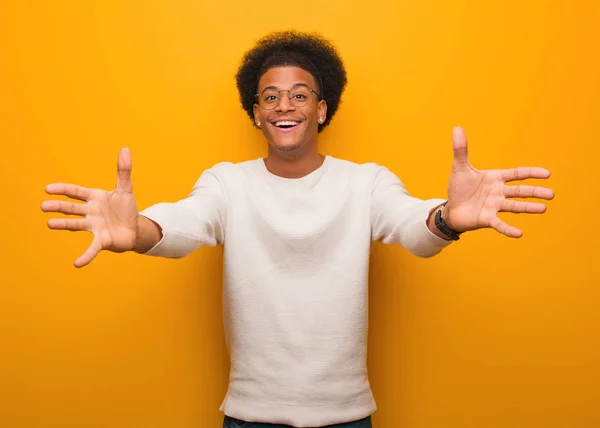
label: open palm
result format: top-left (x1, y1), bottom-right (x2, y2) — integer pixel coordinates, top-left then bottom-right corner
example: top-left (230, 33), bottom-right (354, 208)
top-left (41, 148), bottom-right (138, 267)
top-left (444, 127), bottom-right (554, 237)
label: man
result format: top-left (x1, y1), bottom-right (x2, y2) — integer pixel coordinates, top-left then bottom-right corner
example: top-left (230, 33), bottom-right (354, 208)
top-left (41, 31), bottom-right (554, 428)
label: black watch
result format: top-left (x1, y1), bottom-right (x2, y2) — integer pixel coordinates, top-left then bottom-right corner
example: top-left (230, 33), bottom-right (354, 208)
top-left (434, 202), bottom-right (461, 241)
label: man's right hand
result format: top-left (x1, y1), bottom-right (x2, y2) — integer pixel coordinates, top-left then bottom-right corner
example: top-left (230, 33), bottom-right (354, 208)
top-left (41, 148), bottom-right (141, 268)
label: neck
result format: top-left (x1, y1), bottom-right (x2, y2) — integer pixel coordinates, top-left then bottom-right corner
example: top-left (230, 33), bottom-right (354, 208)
top-left (264, 145), bottom-right (325, 179)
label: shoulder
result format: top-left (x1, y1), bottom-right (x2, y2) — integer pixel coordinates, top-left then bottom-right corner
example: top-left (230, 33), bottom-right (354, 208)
top-left (187, 159), bottom-right (262, 200)
top-left (327, 156), bottom-right (401, 184)
top-left (201, 158), bottom-right (263, 179)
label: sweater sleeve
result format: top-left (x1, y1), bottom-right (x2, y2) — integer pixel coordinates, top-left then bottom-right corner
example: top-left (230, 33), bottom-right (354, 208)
top-left (138, 165), bottom-right (228, 258)
top-left (370, 166), bottom-right (453, 258)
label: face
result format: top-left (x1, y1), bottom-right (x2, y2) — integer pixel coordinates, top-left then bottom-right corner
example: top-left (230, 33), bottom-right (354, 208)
top-left (253, 66), bottom-right (327, 153)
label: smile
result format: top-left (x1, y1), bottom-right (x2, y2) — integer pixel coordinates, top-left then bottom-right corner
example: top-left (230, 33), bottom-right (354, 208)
top-left (270, 120), bottom-right (302, 131)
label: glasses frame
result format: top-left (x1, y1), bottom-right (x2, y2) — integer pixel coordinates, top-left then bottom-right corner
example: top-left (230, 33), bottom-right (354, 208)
top-left (254, 83), bottom-right (321, 110)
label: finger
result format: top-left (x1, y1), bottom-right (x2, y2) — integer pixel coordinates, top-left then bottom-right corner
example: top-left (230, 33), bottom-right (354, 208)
top-left (501, 167), bottom-right (551, 182)
top-left (452, 126), bottom-right (470, 167)
top-left (41, 200), bottom-right (88, 216)
top-left (74, 237), bottom-right (102, 268)
top-left (47, 217), bottom-right (90, 231)
top-left (504, 185), bottom-right (555, 200)
top-left (490, 217), bottom-right (523, 238)
top-left (501, 200), bottom-right (547, 214)
top-left (116, 147), bottom-right (133, 193)
top-left (45, 183), bottom-right (92, 201)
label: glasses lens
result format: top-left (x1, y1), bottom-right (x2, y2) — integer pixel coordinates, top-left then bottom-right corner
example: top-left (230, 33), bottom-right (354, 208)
top-left (290, 86), bottom-right (311, 107)
top-left (259, 90), bottom-right (280, 110)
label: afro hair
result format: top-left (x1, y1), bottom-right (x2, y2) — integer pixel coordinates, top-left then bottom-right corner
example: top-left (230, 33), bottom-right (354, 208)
top-left (236, 30), bottom-right (347, 133)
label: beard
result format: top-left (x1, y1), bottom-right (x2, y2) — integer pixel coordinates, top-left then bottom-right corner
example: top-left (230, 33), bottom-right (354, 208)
top-left (269, 141), bottom-right (303, 152)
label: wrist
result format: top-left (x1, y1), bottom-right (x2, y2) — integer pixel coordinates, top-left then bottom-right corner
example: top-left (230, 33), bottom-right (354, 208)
top-left (442, 204), bottom-right (460, 233)
top-left (133, 214), bottom-right (162, 253)
top-left (132, 215), bottom-right (143, 253)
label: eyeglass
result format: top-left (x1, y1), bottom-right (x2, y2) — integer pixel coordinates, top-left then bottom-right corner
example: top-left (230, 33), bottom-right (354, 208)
top-left (255, 83), bottom-right (321, 110)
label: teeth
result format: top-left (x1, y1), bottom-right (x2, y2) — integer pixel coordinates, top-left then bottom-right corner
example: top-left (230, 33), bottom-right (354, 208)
top-left (274, 121), bottom-right (299, 127)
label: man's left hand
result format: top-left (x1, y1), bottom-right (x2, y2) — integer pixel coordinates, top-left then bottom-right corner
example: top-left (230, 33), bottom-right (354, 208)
top-left (443, 126), bottom-right (555, 238)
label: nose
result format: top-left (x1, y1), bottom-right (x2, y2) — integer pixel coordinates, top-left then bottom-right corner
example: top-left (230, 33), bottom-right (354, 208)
top-left (276, 91), bottom-right (296, 112)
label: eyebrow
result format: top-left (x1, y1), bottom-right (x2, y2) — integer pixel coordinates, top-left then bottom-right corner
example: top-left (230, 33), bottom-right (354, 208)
top-left (259, 83), bottom-right (310, 92)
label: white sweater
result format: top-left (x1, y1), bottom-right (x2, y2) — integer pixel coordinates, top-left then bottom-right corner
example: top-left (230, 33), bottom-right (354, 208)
top-left (139, 156), bottom-right (451, 427)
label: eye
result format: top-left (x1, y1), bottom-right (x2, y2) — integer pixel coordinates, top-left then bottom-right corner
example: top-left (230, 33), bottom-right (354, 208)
top-left (292, 94), bottom-right (307, 99)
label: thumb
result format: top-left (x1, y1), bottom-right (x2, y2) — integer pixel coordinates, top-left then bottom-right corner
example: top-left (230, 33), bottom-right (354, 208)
top-left (116, 147), bottom-right (133, 193)
top-left (452, 126), bottom-right (470, 168)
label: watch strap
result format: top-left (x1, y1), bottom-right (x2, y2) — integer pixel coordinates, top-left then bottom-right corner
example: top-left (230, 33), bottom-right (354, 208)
top-left (434, 202), bottom-right (461, 241)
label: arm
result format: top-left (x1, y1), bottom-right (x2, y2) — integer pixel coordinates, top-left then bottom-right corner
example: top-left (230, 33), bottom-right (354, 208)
top-left (370, 166), bottom-right (453, 258)
top-left (135, 166), bottom-right (228, 258)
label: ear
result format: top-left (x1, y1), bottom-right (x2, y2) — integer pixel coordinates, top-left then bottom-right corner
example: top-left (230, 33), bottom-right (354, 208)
top-left (253, 104), bottom-right (260, 126)
top-left (318, 100), bottom-right (328, 123)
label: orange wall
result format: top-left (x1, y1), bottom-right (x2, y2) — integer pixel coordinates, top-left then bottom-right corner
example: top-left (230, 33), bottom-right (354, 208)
top-left (1, 1), bottom-right (599, 427)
